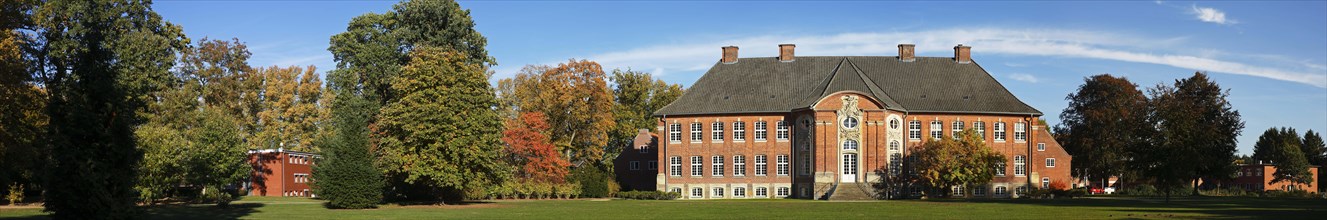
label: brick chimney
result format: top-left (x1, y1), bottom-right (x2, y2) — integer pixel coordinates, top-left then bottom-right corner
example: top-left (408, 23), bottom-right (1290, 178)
top-left (778, 44), bottom-right (795, 62)
top-left (722, 46), bottom-right (739, 64)
top-left (954, 44), bottom-right (971, 64)
top-left (898, 44), bottom-right (915, 62)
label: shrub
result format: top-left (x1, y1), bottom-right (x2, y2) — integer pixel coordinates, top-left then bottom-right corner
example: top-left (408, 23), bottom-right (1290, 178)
top-left (569, 165), bottom-right (613, 198)
top-left (614, 191), bottom-right (680, 200)
top-left (1264, 190), bottom-right (1316, 199)
top-left (6, 184), bottom-right (23, 205)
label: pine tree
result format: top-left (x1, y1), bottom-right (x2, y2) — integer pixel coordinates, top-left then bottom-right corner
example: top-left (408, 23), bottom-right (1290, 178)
top-left (1302, 130), bottom-right (1326, 192)
top-left (311, 88), bottom-right (383, 209)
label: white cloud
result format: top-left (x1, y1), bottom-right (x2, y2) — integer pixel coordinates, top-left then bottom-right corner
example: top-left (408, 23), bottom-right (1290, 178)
top-left (1191, 5), bottom-right (1236, 25)
top-left (1009, 73), bottom-right (1039, 83)
top-left (559, 28), bottom-right (1325, 88)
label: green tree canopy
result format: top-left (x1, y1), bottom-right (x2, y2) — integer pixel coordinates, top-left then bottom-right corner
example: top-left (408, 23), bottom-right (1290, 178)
top-left (1055, 74), bottom-right (1151, 186)
top-left (911, 129), bottom-right (1006, 198)
top-left (1144, 72), bottom-right (1244, 200)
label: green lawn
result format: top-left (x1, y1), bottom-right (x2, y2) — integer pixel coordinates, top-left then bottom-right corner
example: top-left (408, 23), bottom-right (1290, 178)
top-left (2, 196), bottom-right (1323, 219)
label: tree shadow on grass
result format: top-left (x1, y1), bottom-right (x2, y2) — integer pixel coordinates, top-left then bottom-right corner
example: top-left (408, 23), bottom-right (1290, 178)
top-left (389, 200), bottom-right (494, 206)
top-left (924, 196), bottom-right (1326, 219)
top-left (142, 203), bottom-right (264, 220)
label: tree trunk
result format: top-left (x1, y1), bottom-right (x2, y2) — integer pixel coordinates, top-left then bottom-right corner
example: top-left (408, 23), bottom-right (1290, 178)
top-left (1192, 179), bottom-right (1200, 196)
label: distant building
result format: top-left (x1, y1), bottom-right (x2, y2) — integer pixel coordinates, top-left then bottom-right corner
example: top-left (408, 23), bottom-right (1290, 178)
top-left (247, 148), bottom-right (319, 197)
top-left (631, 43), bottom-right (1072, 200)
top-left (1226, 164), bottom-right (1319, 192)
top-left (615, 129), bottom-right (659, 191)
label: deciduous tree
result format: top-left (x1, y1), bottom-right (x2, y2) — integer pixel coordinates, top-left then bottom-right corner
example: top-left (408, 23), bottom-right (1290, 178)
top-left (509, 60), bottom-right (616, 166)
top-left (1144, 72), bottom-right (1244, 200)
top-left (1055, 74), bottom-right (1151, 187)
top-left (0, 4), bottom-right (47, 199)
top-left (607, 69), bottom-right (682, 166)
top-left (911, 129), bottom-right (1006, 198)
top-left (502, 112), bottom-right (570, 183)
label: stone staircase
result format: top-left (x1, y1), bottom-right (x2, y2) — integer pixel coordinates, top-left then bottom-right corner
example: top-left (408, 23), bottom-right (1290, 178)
top-left (827, 182), bottom-right (877, 200)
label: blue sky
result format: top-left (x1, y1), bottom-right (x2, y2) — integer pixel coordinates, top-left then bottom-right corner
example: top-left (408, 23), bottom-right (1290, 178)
top-left (155, 1), bottom-right (1327, 155)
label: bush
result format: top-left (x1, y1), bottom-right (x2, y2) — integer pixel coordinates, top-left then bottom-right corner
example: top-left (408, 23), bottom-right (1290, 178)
top-left (614, 191), bottom-right (680, 200)
top-left (569, 165), bottom-right (615, 198)
top-left (6, 184), bottom-right (23, 205)
top-left (1116, 184), bottom-right (1194, 197)
top-left (1264, 190), bottom-right (1317, 199)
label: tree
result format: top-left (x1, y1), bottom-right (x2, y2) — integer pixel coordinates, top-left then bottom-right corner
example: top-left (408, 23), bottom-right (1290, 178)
top-left (176, 38), bottom-right (264, 149)
top-left (1249, 127), bottom-right (1314, 186)
top-left (30, 0), bottom-right (187, 218)
top-left (607, 69), bottom-right (682, 166)
top-left (1055, 74), bottom-right (1151, 188)
top-left (1144, 72), bottom-right (1244, 199)
top-left (911, 129), bottom-right (1006, 198)
top-left (185, 108), bottom-right (249, 206)
top-left (1302, 130), bottom-right (1326, 192)
top-left (502, 112), bottom-right (571, 183)
top-left (254, 66), bottom-right (326, 151)
top-left (508, 60), bottom-right (616, 166)
top-left (311, 87), bottom-right (384, 209)
top-left (0, 3), bottom-right (47, 200)
top-left (375, 47), bottom-right (505, 202)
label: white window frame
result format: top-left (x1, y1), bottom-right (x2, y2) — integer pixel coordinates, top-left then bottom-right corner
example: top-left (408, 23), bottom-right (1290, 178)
top-left (691, 187), bottom-right (704, 198)
top-left (776, 120), bottom-right (789, 141)
top-left (889, 153), bottom-right (902, 177)
top-left (638, 145), bottom-right (649, 154)
top-left (755, 155), bottom-right (768, 176)
top-left (974, 185), bottom-right (987, 197)
top-left (776, 155), bottom-right (789, 176)
top-left (995, 162), bottom-right (1006, 176)
top-left (754, 121), bottom-right (767, 141)
top-left (669, 123), bottom-right (681, 142)
top-left (734, 187), bottom-right (747, 198)
top-left (755, 187), bottom-right (768, 198)
top-left (669, 156), bottom-right (682, 176)
top-left (733, 155), bottom-right (746, 176)
top-left (842, 117), bottom-right (858, 129)
top-left (994, 122), bottom-right (1007, 142)
top-left (1046, 158), bottom-right (1056, 167)
top-left (1042, 177), bottom-right (1051, 189)
top-left (952, 120), bottom-right (964, 138)
top-left (712, 156), bottom-right (725, 177)
top-left (690, 156), bottom-right (703, 177)
top-left (995, 186), bottom-right (1008, 196)
top-left (974, 121), bottom-right (986, 139)
top-left (690, 122), bottom-right (703, 143)
top-left (843, 139), bottom-right (858, 150)
top-left (1014, 155), bottom-right (1026, 176)
top-left (733, 121), bottom-right (746, 142)
top-left (908, 120), bottom-right (922, 140)
top-left (953, 185), bottom-right (965, 197)
top-left (712, 187), bottom-right (725, 198)
top-left (777, 187), bottom-right (790, 197)
top-left (930, 120), bottom-right (943, 140)
top-left (711, 122), bottom-right (725, 142)
top-left (1014, 122), bottom-right (1027, 142)
top-left (889, 141), bottom-right (900, 151)
top-left (629, 161), bottom-right (640, 170)
top-left (1037, 143), bottom-right (1046, 151)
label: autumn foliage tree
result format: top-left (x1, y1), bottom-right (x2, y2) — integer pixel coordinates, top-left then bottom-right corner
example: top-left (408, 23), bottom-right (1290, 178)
top-left (506, 60), bottom-right (616, 166)
top-left (502, 112), bottom-right (571, 183)
top-left (911, 129), bottom-right (1006, 198)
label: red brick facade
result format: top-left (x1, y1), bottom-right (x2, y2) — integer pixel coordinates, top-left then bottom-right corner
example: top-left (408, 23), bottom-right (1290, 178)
top-left (247, 149), bottom-right (318, 197)
top-left (1225, 164), bottom-right (1319, 192)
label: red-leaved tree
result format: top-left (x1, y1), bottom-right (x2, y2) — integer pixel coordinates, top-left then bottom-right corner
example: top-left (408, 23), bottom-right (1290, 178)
top-left (502, 112), bottom-right (571, 183)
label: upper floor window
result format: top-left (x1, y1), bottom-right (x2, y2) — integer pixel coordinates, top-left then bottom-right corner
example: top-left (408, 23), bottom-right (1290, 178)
top-left (799, 154), bottom-right (811, 176)
top-left (669, 156), bottom-right (682, 176)
top-left (733, 121), bottom-right (747, 141)
top-left (711, 156), bottom-right (725, 176)
top-left (648, 160), bottom-right (657, 170)
top-left (1037, 143), bottom-right (1046, 151)
top-left (889, 153), bottom-right (902, 176)
top-left (930, 120), bottom-right (944, 140)
top-left (776, 155), bottom-right (790, 176)
top-left (754, 121), bottom-right (767, 141)
top-left (889, 141), bottom-right (900, 151)
top-left (690, 123), bottom-right (703, 142)
top-left (711, 122), bottom-right (725, 142)
top-left (754, 155), bottom-right (768, 176)
top-left (668, 123), bottom-right (681, 142)
top-left (843, 140), bottom-right (859, 150)
top-left (1014, 155), bottom-right (1026, 176)
top-left (1014, 122), bottom-right (1027, 141)
top-left (995, 162), bottom-right (1006, 176)
top-left (775, 120), bottom-right (790, 140)
top-left (994, 122), bottom-right (1007, 141)
top-left (951, 121), bottom-right (965, 138)
top-left (629, 161), bottom-right (640, 170)
top-left (908, 120), bottom-right (922, 140)
top-left (733, 155), bottom-right (746, 176)
top-left (1046, 158), bottom-right (1056, 167)
top-left (889, 119), bottom-right (900, 129)
top-left (690, 156), bottom-right (703, 176)
top-left (638, 146), bottom-right (649, 154)
top-left (842, 117), bottom-right (859, 129)
top-left (974, 121), bottom-right (986, 139)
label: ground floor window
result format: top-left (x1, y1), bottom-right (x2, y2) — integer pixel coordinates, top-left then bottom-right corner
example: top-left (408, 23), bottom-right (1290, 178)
top-left (671, 187), bottom-right (682, 194)
top-left (755, 187), bottom-right (768, 198)
top-left (734, 187), bottom-right (747, 198)
top-left (995, 186), bottom-right (1008, 196)
top-left (801, 187), bottom-right (811, 198)
top-left (777, 187), bottom-right (790, 197)
top-left (1016, 186), bottom-right (1029, 197)
top-left (974, 185), bottom-right (987, 197)
top-left (952, 185), bottom-right (965, 197)
top-left (691, 187), bottom-right (703, 198)
top-left (1042, 177), bottom-right (1051, 189)
top-left (712, 187), bottom-right (725, 198)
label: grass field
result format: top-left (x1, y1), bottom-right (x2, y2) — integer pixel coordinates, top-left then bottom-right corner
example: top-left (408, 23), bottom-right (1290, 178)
top-left (2, 196), bottom-right (1324, 219)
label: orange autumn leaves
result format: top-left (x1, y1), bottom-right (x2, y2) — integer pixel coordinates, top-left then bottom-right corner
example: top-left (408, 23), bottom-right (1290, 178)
top-left (502, 112), bottom-right (570, 183)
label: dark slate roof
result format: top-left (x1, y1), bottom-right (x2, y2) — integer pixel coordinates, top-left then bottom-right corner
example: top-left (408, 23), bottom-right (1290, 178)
top-left (654, 56), bottom-right (1042, 116)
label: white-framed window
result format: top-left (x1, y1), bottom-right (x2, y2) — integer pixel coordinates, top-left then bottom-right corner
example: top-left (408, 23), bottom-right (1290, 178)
top-left (1046, 158), bottom-right (1056, 167)
top-left (799, 154), bottom-right (811, 176)
top-left (974, 121), bottom-right (986, 139)
top-left (776, 120), bottom-right (790, 140)
top-left (690, 122), bottom-right (703, 142)
top-left (755, 187), bottom-right (768, 198)
top-left (843, 140), bottom-right (858, 150)
top-left (734, 187), bottom-right (747, 198)
top-left (776, 155), bottom-right (789, 176)
top-left (639, 146), bottom-right (649, 154)
top-left (712, 122), bottom-right (725, 142)
top-left (754, 121), bottom-right (767, 141)
top-left (995, 162), bottom-right (1006, 176)
top-left (690, 156), bottom-right (703, 176)
top-left (842, 154), bottom-right (857, 176)
top-left (629, 161), bottom-right (640, 170)
top-left (1037, 143), bottom-right (1046, 151)
top-left (670, 187), bottom-right (682, 194)
top-left (1014, 155), bottom-right (1026, 176)
top-left (995, 186), bottom-right (1008, 196)
top-left (777, 187), bottom-right (790, 197)
top-left (669, 123), bottom-right (682, 142)
top-left (712, 187), bottom-right (725, 198)
top-left (890, 119), bottom-right (900, 129)
top-left (994, 122), bottom-right (1007, 141)
top-left (842, 117), bottom-right (859, 129)
top-left (953, 185), bottom-right (965, 197)
top-left (733, 121), bottom-right (746, 141)
top-left (712, 156), bottom-right (725, 176)
top-left (974, 185), bottom-right (987, 197)
top-left (1014, 122), bottom-right (1027, 141)
top-left (691, 187), bottom-right (703, 198)
top-left (908, 120), bottom-right (922, 140)
top-left (669, 156), bottom-right (682, 176)
top-left (952, 121), bottom-right (965, 138)
top-left (1042, 177), bottom-right (1051, 189)
top-left (648, 160), bottom-right (657, 170)
top-left (889, 153), bottom-right (903, 176)
top-left (1016, 186), bottom-right (1029, 197)
top-left (755, 155), bottom-right (768, 176)
top-left (930, 120), bottom-right (943, 140)
top-left (733, 155), bottom-right (746, 176)
top-left (889, 141), bottom-right (900, 151)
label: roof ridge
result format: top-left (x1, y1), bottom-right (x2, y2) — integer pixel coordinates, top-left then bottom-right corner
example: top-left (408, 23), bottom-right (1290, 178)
top-left (814, 58), bottom-right (849, 99)
top-left (845, 58), bottom-right (904, 111)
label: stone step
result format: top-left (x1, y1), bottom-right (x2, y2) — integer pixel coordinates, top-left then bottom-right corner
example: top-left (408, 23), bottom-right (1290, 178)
top-left (828, 183), bottom-right (877, 200)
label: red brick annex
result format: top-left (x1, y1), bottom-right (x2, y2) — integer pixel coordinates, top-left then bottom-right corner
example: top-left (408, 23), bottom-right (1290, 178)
top-left (617, 44), bottom-right (1073, 200)
top-left (247, 148), bottom-right (319, 197)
